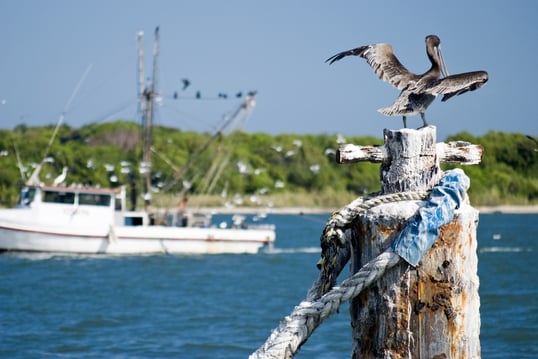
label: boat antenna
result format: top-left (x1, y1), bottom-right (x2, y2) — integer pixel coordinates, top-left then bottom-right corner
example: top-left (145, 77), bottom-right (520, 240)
top-left (26, 64), bottom-right (93, 185)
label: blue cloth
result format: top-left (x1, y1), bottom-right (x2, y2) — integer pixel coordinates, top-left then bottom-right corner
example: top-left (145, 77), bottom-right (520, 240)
top-left (391, 169), bottom-right (470, 266)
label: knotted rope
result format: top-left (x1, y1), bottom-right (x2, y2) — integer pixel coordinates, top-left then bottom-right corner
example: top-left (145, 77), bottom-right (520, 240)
top-left (314, 190), bottom-right (429, 299)
top-left (250, 190), bottom-right (429, 359)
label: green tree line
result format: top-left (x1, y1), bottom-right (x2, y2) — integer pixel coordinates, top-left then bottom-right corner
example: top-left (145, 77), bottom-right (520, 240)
top-left (0, 121), bottom-right (537, 208)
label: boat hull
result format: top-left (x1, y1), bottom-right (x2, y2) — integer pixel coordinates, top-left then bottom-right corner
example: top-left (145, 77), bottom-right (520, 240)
top-left (0, 223), bottom-right (275, 255)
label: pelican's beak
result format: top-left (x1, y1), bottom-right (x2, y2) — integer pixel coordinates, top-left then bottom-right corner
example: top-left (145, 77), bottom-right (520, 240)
top-left (437, 46), bottom-right (449, 77)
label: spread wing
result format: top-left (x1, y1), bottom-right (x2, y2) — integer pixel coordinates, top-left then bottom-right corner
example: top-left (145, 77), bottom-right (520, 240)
top-left (428, 71), bottom-right (489, 101)
top-left (326, 43), bottom-right (417, 90)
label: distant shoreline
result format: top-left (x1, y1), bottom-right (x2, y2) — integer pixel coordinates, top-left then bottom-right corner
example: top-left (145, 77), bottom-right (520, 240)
top-left (474, 205), bottom-right (538, 214)
top-left (194, 205), bottom-right (538, 215)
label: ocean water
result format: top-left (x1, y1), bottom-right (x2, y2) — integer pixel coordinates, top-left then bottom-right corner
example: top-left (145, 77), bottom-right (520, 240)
top-left (0, 213), bottom-right (536, 358)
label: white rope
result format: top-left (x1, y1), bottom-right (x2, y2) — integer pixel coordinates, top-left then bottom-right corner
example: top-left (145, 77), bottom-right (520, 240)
top-left (251, 191), bottom-right (428, 358)
top-left (316, 191), bottom-right (429, 297)
top-left (252, 169), bottom-right (474, 358)
top-left (250, 250), bottom-right (402, 359)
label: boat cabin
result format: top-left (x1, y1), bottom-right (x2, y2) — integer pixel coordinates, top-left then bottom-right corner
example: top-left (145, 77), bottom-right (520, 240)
top-left (14, 185), bottom-right (147, 227)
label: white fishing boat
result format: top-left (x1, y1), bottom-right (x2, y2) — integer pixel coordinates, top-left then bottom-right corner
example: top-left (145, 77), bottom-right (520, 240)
top-left (0, 184), bottom-right (275, 254)
top-left (0, 27), bottom-right (275, 254)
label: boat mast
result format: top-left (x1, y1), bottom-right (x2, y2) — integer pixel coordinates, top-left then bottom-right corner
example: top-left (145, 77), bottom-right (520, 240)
top-left (137, 31), bottom-right (146, 120)
top-left (138, 27), bottom-right (159, 209)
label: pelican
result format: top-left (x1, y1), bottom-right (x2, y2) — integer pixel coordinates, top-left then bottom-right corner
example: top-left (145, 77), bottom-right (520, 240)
top-left (326, 35), bottom-right (488, 128)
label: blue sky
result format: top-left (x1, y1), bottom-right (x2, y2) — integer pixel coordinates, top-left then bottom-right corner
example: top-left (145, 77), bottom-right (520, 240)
top-left (1, 0), bottom-right (537, 141)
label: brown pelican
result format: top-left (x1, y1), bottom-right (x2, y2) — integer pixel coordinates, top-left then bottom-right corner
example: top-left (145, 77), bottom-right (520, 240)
top-left (326, 35), bottom-right (488, 128)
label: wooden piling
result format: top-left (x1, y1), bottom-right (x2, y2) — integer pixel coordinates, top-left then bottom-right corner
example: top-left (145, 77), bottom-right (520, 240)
top-left (347, 126), bottom-right (481, 358)
top-left (251, 125), bottom-right (482, 359)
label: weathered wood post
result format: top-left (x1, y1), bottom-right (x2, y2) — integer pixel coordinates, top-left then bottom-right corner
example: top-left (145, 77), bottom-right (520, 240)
top-left (338, 125), bottom-right (482, 358)
top-left (250, 125), bottom-right (483, 359)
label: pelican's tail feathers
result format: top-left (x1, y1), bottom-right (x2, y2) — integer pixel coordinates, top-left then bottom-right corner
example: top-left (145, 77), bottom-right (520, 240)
top-left (378, 104), bottom-right (411, 117)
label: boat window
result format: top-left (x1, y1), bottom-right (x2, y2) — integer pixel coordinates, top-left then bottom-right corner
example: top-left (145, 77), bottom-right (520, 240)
top-left (43, 191), bottom-right (75, 204)
top-left (79, 193), bottom-right (111, 207)
top-left (17, 187), bottom-right (36, 206)
top-left (115, 197), bottom-right (123, 211)
top-left (124, 216), bottom-right (144, 226)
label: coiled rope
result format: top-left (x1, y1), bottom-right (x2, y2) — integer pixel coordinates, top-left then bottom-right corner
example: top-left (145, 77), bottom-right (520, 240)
top-left (250, 190), bottom-right (429, 359)
top-left (315, 190), bottom-right (429, 298)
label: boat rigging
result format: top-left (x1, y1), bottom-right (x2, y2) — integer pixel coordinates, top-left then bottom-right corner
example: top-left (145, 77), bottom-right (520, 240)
top-left (0, 27), bottom-right (275, 255)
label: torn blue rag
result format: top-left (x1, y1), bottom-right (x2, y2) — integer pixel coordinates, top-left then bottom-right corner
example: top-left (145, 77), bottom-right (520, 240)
top-left (391, 168), bottom-right (470, 266)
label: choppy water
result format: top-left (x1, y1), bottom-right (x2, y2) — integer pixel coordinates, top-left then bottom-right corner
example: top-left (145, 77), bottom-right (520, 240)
top-left (1, 213), bottom-right (537, 358)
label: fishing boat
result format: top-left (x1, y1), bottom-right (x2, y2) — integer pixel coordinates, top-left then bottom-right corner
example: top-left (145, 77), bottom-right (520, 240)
top-left (0, 28), bottom-right (275, 254)
top-left (0, 184), bottom-right (275, 254)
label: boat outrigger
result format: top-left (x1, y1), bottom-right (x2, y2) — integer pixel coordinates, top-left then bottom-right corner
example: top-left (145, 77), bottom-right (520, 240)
top-left (0, 27), bottom-right (275, 254)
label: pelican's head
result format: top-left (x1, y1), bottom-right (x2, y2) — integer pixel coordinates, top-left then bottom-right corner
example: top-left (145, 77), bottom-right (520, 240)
top-left (425, 35), bottom-right (449, 78)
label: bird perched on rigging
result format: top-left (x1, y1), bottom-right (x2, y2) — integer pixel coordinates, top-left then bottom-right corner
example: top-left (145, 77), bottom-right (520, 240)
top-left (53, 166), bottom-right (68, 186)
top-left (326, 35), bottom-right (488, 128)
